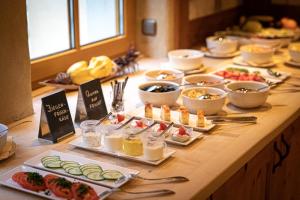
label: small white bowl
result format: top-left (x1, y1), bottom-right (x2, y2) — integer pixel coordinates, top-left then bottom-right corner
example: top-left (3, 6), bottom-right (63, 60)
top-left (288, 43), bottom-right (300, 63)
top-left (144, 68), bottom-right (184, 84)
top-left (181, 87), bottom-right (227, 115)
top-left (138, 81), bottom-right (181, 107)
top-left (0, 124), bottom-right (8, 153)
top-left (240, 44), bottom-right (274, 65)
top-left (206, 36), bottom-right (238, 54)
top-left (183, 74), bottom-right (225, 89)
top-left (168, 49), bottom-right (204, 71)
top-left (226, 81), bottom-right (270, 108)
top-left (251, 38), bottom-right (283, 50)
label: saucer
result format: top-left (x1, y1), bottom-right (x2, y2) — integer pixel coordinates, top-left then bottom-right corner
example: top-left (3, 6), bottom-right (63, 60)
top-left (204, 51), bottom-right (240, 59)
top-left (0, 136), bottom-right (16, 161)
top-left (285, 59), bottom-right (300, 67)
top-left (160, 61), bottom-right (202, 71)
top-left (233, 56), bottom-right (277, 68)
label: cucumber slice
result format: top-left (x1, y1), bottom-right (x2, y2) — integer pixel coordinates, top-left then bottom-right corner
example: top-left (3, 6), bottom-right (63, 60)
top-left (102, 170), bottom-right (124, 180)
top-left (41, 158), bottom-right (60, 164)
top-left (81, 166), bottom-right (102, 172)
top-left (79, 164), bottom-right (101, 170)
top-left (82, 168), bottom-right (102, 176)
top-left (67, 167), bottom-right (82, 175)
top-left (86, 171), bottom-right (104, 181)
top-left (44, 160), bottom-right (62, 168)
top-left (41, 156), bottom-right (60, 162)
top-left (42, 158), bottom-right (61, 166)
top-left (60, 161), bottom-right (79, 167)
top-left (62, 163), bottom-right (80, 170)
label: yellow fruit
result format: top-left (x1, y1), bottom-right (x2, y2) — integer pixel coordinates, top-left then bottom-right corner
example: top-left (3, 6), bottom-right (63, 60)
top-left (88, 56), bottom-right (114, 78)
top-left (66, 61), bottom-right (94, 85)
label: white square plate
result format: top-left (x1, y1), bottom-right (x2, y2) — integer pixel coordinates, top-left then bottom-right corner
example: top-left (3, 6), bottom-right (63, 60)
top-left (24, 150), bottom-right (139, 188)
top-left (165, 127), bottom-right (204, 146)
top-left (69, 137), bottom-right (176, 166)
top-left (0, 165), bottom-right (111, 200)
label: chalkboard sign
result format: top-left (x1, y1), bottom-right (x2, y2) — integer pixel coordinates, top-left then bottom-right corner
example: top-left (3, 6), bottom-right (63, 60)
top-left (75, 79), bottom-right (107, 124)
top-left (38, 90), bottom-right (75, 143)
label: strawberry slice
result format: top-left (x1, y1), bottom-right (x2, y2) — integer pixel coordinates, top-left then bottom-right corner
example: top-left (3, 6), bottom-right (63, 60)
top-left (158, 122), bottom-right (167, 131)
top-left (135, 120), bottom-right (144, 128)
top-left (178, 126), bottom-right (187, 135)
top-left (117, 114), bottom-right (125, 123)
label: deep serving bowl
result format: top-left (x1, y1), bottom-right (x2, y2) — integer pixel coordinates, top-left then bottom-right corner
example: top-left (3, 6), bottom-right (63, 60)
top-left (168, 49), bottom-right (204, 71)
top-left (138, 81), bottom-right (181, 106)
top-left (181, 87), bottom-right (227, 115)
top-left (206, 36), bottom-right (238, 54)
top-left (0, 124), bottom-right (8, 153)
top-left (225, 81), bottom-right (270, 108)
top-left (240, 44), bottom-right (274, 64)
top-left (183, 74), bottom-right (225, 89)
top-left (288, 43), bottom-right (300, 63)
top-left (144, 68), bottom-right (184, 84)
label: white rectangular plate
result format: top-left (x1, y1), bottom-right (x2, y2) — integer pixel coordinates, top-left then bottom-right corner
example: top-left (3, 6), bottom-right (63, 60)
top-left (69, 137), bottom-right (176, 166)
top-left (165, 127), bottom-right (204, 146)
top-left (129, 107), bottom-right (215, 132)
top-left (24, 150), bottom-right (139, 188)
top-left (0, 165), bottom-right (111, 200)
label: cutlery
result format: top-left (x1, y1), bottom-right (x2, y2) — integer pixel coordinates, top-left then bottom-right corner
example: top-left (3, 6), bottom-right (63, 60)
top-left (267, 69), bottom-right (282, 78)
top-left (115, 173), bottom-right (188, 184)
top-left (206, 116), bottom-right (257, 121)
top-left (212, 119), bottom-right (257, 124)
top-left (99, 188), bottom-right (175, 198)
top-left (96, 112), bottom-right (112, 125)
top-left (114, 116), bottom-right (135, 130)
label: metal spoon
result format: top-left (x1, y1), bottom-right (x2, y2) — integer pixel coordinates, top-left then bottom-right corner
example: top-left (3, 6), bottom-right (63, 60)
top-left (96, 112), bottom-right (112, 126)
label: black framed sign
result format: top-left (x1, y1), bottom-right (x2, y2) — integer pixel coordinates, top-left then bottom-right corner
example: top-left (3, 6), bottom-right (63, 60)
top-left (75, 79), bottom-right (107, 124)
top-left (38, 90), bottom-right (75, 143)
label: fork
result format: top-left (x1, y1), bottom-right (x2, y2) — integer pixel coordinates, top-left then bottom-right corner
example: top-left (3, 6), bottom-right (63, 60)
top-left (115, 174), bottom-right (189, 184)
top-left (99, 188), bottom-right (175, 198)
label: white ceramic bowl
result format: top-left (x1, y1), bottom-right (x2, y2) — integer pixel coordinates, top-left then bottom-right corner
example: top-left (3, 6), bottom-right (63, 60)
top-left (183, 74), bottom-right (225, 89)
top-left (0, 124), bottom-right (8, 153)
top-left (168, 49), bottom-right (204, 71)
top-left (181, 87), bottom-right (227, 115)
top-left (240, 44), bottom-right (274, 64)
top-left (288, 43), bottom-right (300, 63)
top-left (144, 68), bottom-right (184, 84)
top-left (138, 81), bottom-right (181, 107)
top-left (206, 36), bottom-right (238, 54)
top-left (251, 38), bottom-right (283, 50)
top-left (225, 81), bottom-right (270, 108)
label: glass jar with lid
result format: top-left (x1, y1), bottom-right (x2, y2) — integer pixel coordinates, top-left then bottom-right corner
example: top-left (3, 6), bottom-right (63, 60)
top-left (80, 120), bottom-right (101, 147)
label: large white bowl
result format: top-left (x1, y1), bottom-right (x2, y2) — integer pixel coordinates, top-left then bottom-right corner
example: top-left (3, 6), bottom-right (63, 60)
top-left (144, 68), bottom-right (184, 84)
top-left (240, 44), bottom-right (274, 64)
top-left (0, 124), bottom-right (8, 153)
top-left (181, 87), bottom-right (227, 115)
top-left (138, 81), bottom-right (181, 107)
top-left (288, 43), bottom-right (300, 63)
top-left (183, 74), bottom-right (225, 89)
top-left (168, 49), bottom-right (204, 71)
top-left (225, 81), bottom-right (269, 108)
top-left (206, 36), bottom-right (238, 54)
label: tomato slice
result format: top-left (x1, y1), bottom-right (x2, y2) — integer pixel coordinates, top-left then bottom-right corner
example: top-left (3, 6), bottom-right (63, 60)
top-left (46, 176), bottom-right (73, 199)
top-left (44, 174), bottom-right (58, 189)
top-left (72, 182), bottom-right (99, 200)
top-left (16, 173), bottom-right (46, 192)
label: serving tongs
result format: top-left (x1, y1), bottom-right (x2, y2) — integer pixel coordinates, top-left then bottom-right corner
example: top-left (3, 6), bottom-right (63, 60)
top-left (207, 116), bottom-right (257, 124)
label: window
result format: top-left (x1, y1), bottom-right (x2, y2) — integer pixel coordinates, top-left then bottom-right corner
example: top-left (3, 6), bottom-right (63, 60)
top-left (28, 0), bottom-right (135, 84)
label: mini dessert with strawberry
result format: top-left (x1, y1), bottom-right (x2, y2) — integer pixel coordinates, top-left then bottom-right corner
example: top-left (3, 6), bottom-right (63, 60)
top-left (110, 114), bottom-right (126, 124)
top-left (155, 122), bottom-right (170, 137)
top-left (171, 126), bottom-right (191, 143)
top-left (132, 120), bottom-right (148, 129)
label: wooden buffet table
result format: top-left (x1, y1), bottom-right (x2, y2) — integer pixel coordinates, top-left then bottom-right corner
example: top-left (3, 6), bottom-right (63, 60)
top-left (1, 50), bottom-right (300, 200)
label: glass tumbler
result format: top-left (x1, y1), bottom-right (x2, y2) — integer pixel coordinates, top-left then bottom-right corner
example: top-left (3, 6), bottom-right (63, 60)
top-left (80, 120), bottom-right (101, 147)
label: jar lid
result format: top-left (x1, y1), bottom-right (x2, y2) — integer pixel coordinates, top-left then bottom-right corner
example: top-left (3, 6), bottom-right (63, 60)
top-left (80, 120), bottom-right (98, 129)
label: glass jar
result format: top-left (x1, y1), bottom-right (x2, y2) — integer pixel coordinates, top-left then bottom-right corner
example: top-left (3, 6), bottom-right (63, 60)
top-left (142, 132), bottom-right (166, 161)
top-left (80, 120), bottom-right (101, 147)
top-left (99, 124), bottom-right (123, 152)
top-left (122, 127), bottom-right (144, 157)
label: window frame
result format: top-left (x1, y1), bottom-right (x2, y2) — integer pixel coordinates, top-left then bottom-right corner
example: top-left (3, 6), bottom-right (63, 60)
top-left (31, 0), bottom-right (135, 84)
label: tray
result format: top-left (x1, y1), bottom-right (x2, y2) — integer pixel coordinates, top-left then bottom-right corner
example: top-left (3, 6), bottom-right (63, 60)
top-left (69, 137), bottom-right (176, 166)
top-left (0, 165), bottom-right (111, 200)
top-left (129, 107), bottom-right (216, 132)
top-left (24, 150), bottom-right (139, 188)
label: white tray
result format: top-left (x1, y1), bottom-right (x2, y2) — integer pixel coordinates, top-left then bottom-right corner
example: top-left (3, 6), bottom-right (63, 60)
top-left (165, 127), bottom-right (204, 146)
top-left (0, 165), bottom-right (111, 200)
top-left (24, 150), bottom-right (139, 188)
top-left (129, 107), bottom-right (216, 132)
top-left (69, 137), bottom-right (176, 166)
